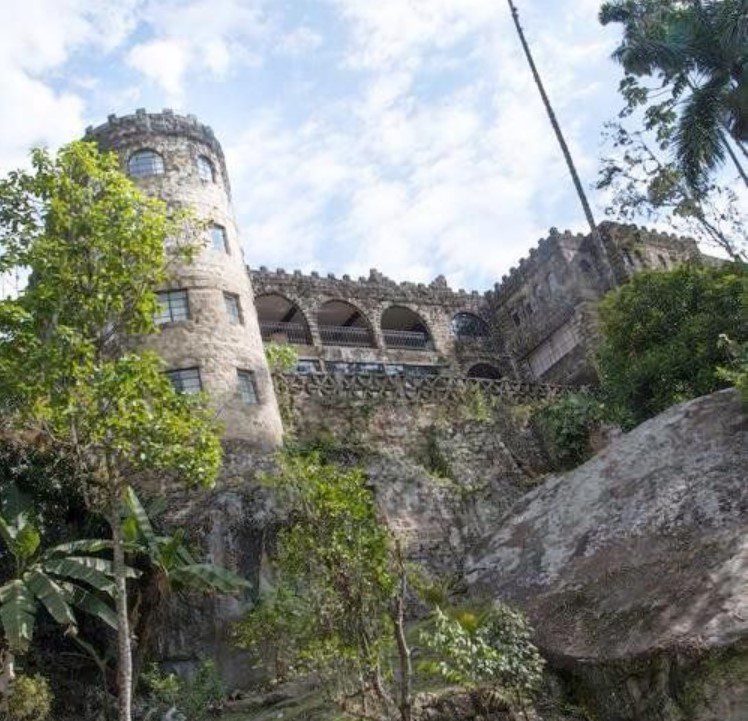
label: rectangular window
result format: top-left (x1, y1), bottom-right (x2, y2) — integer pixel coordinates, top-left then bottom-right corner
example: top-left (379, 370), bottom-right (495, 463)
top-left (166, 367), bottom-right (202, 394)
top-left (295, 359), bottom-right (322, 374)
top-left (223, 292), bottom-right (242, 324)
top-left (210, 224), bottom-right (229, 253)
top-left (237, 370), bottom-right (259, 404)
top-left (155, 290), bottom-right (189, 324)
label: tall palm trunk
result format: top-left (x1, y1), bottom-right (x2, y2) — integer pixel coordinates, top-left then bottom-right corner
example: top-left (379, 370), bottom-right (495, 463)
top-left (506, 0), bottom-right (612, 281)
top-left (109, 483), bottom-right (133, 721)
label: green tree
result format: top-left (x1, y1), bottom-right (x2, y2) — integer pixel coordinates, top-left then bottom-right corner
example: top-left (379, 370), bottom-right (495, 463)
top-left (0, 507), bottom-right (123, 700)
top-left (0, 142), bottom-right (222, 721)
top-left (419, 605), bottom-right (545, 719)
top-left (600, 0), bottom-right (748, 191)
top-left (597, 121), bottom-right (747, 261)
top-left (236, 452), bottom-right (414, 721)
top-left (596, 262), bottom-right (745, 427)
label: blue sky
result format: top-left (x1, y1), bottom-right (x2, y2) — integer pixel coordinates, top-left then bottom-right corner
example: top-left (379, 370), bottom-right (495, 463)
top-left (0, 0), bottom-right (729, 290)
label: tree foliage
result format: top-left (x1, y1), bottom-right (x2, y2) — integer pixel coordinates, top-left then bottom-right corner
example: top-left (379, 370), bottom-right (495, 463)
top-left (419, 605), bottom-right (544, 711)
top-left (236, 452), bottom-right (408, 720)
top-left (596, 262), bottom-right (745, 427)
top-left (600, 0), bottom-right (748, 191)
top-left (0, 141), bottom-right (222, 721)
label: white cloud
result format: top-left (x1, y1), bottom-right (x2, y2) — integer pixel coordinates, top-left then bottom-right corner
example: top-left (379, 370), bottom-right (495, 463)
top-left (127, 39), bottom-right (190, 102)
top-left (277, 27), bottom-right (324, 56)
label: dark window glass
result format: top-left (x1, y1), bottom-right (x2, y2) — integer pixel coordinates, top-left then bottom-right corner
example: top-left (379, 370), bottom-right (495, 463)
top-left (210, 224), bottom-right (228, 252)
top-left (166, 367), bottom-right (201, 394)
top-left (451, 312), bottom-right (489, 338)
top-left (128, 150), bottom-right (164, 178)
top-left (237, 370), bottom-right (259, 404)
top-left (295, 359), bottom-right (322, 374)
top-left (196, 155), bottom-right (215, 182)
top-left (155, 290), bottom-right (189, 324)
top-left (223, 292), bottom-right (242, 324)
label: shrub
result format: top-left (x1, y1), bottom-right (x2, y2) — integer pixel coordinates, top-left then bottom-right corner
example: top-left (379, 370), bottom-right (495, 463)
top-left (420, 604), bottom-right (545, 713)
top-left (596, 263), bottom-right (745, 428)
top-left (4, 674), bottom-right (52, 721)
top-left (265, 343), bottom-right (299, 373)
top-left (140, 660), bottom-right (224, 721)
top-left (534, 391), bottom-right (605, 470)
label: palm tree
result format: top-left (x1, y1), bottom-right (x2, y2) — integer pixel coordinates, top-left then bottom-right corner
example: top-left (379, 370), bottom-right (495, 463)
top-left (0, 509), bottom-right (128, 699)
top-left (600, 0), bottom-right (748, 190)
top-left (123, 487), bottom-right (250, 685)
top-left (505, 1), bottom-right (611, 281)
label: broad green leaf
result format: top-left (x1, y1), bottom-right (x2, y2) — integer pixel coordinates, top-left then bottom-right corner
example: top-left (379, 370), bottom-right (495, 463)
top-left (15, 524), bottom-right (41, 561)
top-left (0, 579), bottom-right (36, 652)
top-left (171, 564), bottom-right (250, 594)
top-left (59, 582), bottom-right (117, 630)
top-left (25, 569), bottom-right (77, 629)
top-left (47, 539), bottom-right (113, 556)
top-left (43, 558), bottom-right (116, 596)
top-left (46, 555), bottom-right (140, 580)
top-left (124, 486), bottom-right (157, 556)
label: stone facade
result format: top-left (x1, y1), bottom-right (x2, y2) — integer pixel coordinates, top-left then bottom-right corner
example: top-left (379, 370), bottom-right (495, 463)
top-left (86, 108), bottom-right (715, 448)
top-left (86, 110), bottom-right (283, 448)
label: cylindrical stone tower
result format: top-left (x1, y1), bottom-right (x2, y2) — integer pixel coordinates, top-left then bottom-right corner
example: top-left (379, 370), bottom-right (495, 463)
top-left (87, 108), bottom-right (283, 449)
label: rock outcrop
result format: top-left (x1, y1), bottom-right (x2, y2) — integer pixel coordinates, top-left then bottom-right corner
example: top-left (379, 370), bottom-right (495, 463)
top-left (467, 389), bottom-right (747, 721)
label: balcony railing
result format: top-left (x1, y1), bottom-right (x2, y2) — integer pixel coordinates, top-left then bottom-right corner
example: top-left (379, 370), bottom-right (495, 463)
top-left (383, 329), bottom-right (432, 350)
top-left (260, 321), bottom-right (311, 345)
top-left (319, 325), bottom-right (375, 347)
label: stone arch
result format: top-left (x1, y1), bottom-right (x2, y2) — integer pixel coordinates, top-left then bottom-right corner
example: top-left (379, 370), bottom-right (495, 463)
top-left (381, 305), bottom-right (432, 350)
top-left (255, 293), bottom-right (312, 345)
top-left (127, 148), bottom-right (164, 177)
top-left (318, 299), bottom-right (376, 347)
top-left (451, 312), bottom-right (489, 339)
top-left (467, 363), bottom-right (502, 380)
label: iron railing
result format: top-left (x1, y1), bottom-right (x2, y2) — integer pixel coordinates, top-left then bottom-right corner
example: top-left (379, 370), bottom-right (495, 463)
top-left (319, 325), bottom-right (375, 347)
top-left (260, 321), bottom-right (311, 345)
top-left (382, 329), bottom-right (432, 350)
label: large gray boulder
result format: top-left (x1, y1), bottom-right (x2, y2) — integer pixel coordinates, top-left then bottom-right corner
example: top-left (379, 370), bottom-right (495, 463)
top-left (467, 389), bottom-right (747, 721)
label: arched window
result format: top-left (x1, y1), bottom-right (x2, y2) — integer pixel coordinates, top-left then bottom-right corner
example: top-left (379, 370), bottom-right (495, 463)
top-left (318, 300), bottom-right (375, 347)
top-left (381, 306), bottom-right (432, 350)
top-left (255, 294), bottom-right (312, 345)
top-left (452, 312), bottom-right (489, 340)
top-left (196, 155), bottom-right (215, 182)
top-left (128, 149), bottom-right (164, 178)
top-left (467, 363), bottom-right (502, 380)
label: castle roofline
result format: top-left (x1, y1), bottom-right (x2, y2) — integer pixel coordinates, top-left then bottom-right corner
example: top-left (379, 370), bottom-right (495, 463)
top-left (85, 108), bottom-right (224, 158)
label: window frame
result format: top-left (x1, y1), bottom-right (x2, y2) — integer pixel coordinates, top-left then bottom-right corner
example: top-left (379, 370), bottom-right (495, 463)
top-left (166, 367), bottom-right (202, 395)
top-left (223, 291), bottom-right (243, 325)
top-left (196, 154), bottom-right (215, 183)
top-left (209, 224), bottom-right (229, 253)
top-left (127, 149), bottom-right (165, 178)
top-left (237, 369), bottom-right (259, 405)
top-left (155, 289), bottom-right (190, 325)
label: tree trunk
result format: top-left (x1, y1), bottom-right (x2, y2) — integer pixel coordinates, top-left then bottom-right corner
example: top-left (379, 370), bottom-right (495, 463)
top-left (506, 0), bottom-right (613, 284)
top-left (392, 543), bottom-right (412, 721)
top-left (0, 649), bottom-right (15, 706)
top-left (110, 498), bottom-right (133, 721)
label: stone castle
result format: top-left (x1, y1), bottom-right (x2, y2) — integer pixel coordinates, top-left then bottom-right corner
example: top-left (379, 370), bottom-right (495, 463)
top-left (87, 109), bottom-right (709, 446)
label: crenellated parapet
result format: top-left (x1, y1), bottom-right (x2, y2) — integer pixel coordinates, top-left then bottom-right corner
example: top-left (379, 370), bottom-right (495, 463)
top-left (250, 266), bottom-right (484, 308)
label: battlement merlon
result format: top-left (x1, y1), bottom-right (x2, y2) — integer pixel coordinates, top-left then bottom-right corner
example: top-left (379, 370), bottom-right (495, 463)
top-left (488, 221), bottom-right (703, 302)
top-left (249, 266), bottom-right (485, 308)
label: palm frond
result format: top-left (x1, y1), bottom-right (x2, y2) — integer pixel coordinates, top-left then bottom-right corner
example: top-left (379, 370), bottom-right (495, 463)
top-left (47, 538), bottom-right (113, 556)
top-left (676, 74), bottom-right (730, 189)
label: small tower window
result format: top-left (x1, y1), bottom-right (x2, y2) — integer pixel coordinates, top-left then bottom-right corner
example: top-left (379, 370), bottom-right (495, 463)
top-left (237, 369), bottom-right (259, 405)
top-left (128, 149), bottom-right (164, 178)
top-left (657, 254), bottom-right (668, 268)
top-left (196, 155), bottom-right (215, 182)
top-left (166, 367), bottom-right (202, 394)
top-left (223, 292), bottom-right (243, 324)
top-left (155, 289), bottom-right (189, 324)
top-left (210, 224), bottom-right (229, 253)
